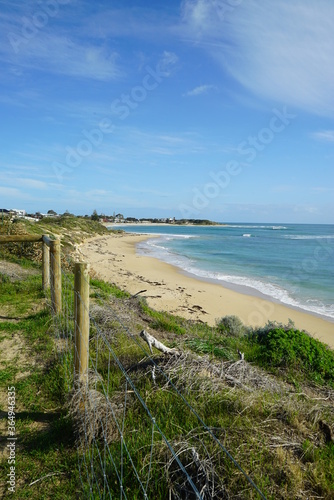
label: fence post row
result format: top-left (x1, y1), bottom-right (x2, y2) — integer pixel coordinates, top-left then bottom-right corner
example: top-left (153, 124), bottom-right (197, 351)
top-left (74, 262), bottom-right (90, 384)
top-left (42, 237), bottom-right (50, 290)
top-left (0, 234), bottom-right (59, 303)
top-left (0, 233), bottom-right (90, 384)
top-left (49, 239), bottom-right (62, 314)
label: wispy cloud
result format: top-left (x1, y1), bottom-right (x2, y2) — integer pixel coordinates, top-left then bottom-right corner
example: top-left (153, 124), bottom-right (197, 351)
top-left (60, 188), bottom-right (171, 211)
top-left (311, 130), bottom-right (334, 142)
top-left (15, 178), bottom-right (48, 190)
top-left (158, 51), bottom-right (179, 76)
top-left (7, 34), bottom-right (121, 81)
top-left (0, 3), bottom-right (122, 82)
top-left (182, 0), bottom-right (334, 116)
top-left (184, 84), bottom-right (217, 96)
top-left (0, 186), bottom-right (22, 197)
top-left (111, 127), bottom-right (200, 158)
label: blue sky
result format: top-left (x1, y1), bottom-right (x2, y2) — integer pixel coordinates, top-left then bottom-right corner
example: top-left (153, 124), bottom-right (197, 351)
top-left (0, 0), bottom-right (333, 223)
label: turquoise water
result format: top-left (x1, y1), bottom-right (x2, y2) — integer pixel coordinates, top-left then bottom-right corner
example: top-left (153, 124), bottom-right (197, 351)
top-left (111, 224), bottom-right (334, 321)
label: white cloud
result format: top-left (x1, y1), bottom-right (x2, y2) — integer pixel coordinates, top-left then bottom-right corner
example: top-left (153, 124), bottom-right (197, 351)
top-left (0, 5), bottom-right (121, 83)
top-left (182, 0), bottom-right (334, 116)
top-left (312, 130), bottom-right (334, 142)
top-left (293, 205), bottom-right (319, 215)
top-left (157, 51), bottom-right (179, 76)
top-left (0, 186), bottom-right (22, 197)
top-left (12, 34), bottom-right (121, 81)
top-left (157, 135), bottom-right (188, 144)
top-left (15, 178), bottom-right (48, 190)
top-left (185, 84), bottom-right (216, 96)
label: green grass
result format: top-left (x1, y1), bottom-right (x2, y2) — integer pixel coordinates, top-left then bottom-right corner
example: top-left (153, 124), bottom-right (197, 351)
top-left (90, 277), bottom-right (130, 299)
top-left (185, 337), bottom-right (236, 359)
top-left (0, 266), bottom-right (81, 497)
top-left (0, 274), bottom-right (44, 315)
top-left (140, 299), bottom-right (187, 335)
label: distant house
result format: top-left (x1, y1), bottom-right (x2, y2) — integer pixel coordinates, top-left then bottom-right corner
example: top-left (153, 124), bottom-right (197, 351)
top-left (114, 213), bottom-right (125, 223)
top-left (47, 210), bottom-right (58, 217)
top-left (0, 209), bottom-right (10, 214)
top-left (11, 209), bottom-right (26, 217)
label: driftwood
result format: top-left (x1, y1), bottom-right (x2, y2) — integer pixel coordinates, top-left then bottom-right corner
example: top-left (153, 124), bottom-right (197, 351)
top-left (131, 289), bottom-right (147, 298)
top-left (139, 330), bottom-right (180, 384)
top-left (140, 329), bottom-right (179, 355)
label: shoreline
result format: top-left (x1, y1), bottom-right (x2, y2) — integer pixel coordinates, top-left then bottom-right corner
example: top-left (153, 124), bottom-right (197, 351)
top-left (180, 267), bottom-right (334, 324)
top-left (79, 233), bottom-right (334, 349)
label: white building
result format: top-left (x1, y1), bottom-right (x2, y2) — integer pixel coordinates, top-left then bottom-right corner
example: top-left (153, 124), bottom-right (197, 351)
top-left (11, 209), bottom-right (26, 217)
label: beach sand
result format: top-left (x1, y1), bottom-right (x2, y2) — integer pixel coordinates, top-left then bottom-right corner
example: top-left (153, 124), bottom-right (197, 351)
top-left (78, 233), bottom-right (334, 349)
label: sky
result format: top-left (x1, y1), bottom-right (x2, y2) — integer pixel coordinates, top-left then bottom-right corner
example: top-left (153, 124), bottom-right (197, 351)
top-left (0, 0), bottom-right (333, 223)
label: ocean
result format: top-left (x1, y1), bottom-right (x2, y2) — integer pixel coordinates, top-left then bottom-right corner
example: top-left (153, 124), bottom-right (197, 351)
top-left (111, 223), bottom-right (334, 322)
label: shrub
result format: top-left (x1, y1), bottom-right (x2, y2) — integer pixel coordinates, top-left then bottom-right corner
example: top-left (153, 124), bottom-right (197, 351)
top-left (250, 327), bottom-right (334, 386)
top-left (216, 315), bottom-right (245, 337)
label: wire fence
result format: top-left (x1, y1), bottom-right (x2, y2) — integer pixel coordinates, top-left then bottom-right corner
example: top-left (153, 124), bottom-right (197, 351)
top-left (0, 233), bottom-right (267, 498)
top-left (49, 254), bottom-right (268, 499)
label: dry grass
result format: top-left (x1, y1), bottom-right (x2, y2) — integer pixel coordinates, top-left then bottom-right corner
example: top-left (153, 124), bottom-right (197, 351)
top-left (67, 373), bottom-right (127, 447)
top-left (162, 352), bottom-right (286, 395)
top-left (165, 438), bottom-right (229, 499)
top-left (85, 297), bottom-right (334, 498)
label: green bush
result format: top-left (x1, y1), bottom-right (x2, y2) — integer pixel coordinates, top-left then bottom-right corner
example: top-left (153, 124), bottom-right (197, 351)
top-left (217, 315), bottom-right (245, 337)
top-left (250, 327), bottom-right (334, 386)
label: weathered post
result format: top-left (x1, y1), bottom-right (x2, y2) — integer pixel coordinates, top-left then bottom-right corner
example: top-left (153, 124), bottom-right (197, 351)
top-left (74, 262), bottom-right (90, 384)
top-left (42, 238), bottom-right (50, 290)
top-left (50, 239), bottom-right (61, 314)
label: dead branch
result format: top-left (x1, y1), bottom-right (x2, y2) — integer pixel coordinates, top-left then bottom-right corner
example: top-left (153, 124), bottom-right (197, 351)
top-left (131, 289), bottom-right (147, 298)
top-left (29, 472), bottom-right (65, 486)
top-left (140, 329), bottom-right (179, 355)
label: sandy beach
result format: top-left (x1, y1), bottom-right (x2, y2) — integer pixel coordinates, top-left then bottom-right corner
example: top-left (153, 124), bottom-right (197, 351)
top-left (78, 233), bottom-right (334, 349)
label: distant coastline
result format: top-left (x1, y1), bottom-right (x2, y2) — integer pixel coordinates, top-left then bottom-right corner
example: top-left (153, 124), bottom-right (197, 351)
top-left (103, 218), bottom-right (221, 227)
top-left (104, 222), bottom-right (222, 228)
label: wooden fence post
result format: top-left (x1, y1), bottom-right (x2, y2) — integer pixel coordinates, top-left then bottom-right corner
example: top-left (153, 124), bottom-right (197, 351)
top-left (50, 239), bottom-right (61, 314)
top-left (42, 239), bottom-right (50, 290)
top-left (74, 262), bottom-right (90, 383)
